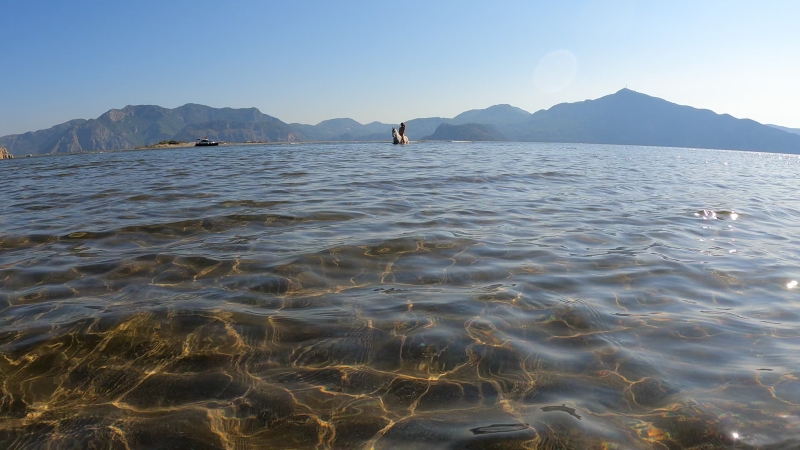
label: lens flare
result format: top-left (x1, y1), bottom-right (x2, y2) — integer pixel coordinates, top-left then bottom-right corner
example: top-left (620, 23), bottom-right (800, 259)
top-left (533, 50), bottom-right (578, 94)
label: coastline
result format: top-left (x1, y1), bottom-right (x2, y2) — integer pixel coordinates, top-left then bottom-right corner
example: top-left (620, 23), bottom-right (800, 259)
top-left (14, 140), bottom-right (392, 158)
top-left (133, 142), bottom-right (196, 150)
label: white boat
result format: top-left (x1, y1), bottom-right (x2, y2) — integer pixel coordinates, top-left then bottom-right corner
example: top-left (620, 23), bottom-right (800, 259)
top-left (195, 138), bottom-right (219, 147)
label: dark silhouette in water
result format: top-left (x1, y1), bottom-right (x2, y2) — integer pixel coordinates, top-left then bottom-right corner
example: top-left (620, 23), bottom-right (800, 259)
top-left (541, 404), bottom-right (582, 420)
top-left (392, 124), bottom-right (409, 144)
top-left (469, 423), bottom-right (531, 435)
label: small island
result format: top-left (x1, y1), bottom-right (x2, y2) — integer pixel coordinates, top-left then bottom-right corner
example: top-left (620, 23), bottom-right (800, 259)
top-left (133, 140), bottom-right (191, 150)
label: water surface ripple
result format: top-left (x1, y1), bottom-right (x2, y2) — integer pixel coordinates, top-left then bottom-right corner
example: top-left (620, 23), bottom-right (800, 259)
top-left (1, 142), bottom-right (800, 449)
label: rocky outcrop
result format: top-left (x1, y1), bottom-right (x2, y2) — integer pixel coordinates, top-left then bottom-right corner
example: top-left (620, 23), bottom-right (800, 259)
top-left (0, 147), bottom-right (12, 159)
top-left (38, 122), bottom-right (131, 154)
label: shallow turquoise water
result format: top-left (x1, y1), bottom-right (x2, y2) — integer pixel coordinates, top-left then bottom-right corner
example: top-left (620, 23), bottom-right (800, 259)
top-left (1, 142), bottom-right (799, 449)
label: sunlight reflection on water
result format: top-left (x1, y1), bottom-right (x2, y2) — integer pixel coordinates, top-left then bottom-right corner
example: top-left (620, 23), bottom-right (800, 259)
top-left (1, 142), bottom-right (799, 448)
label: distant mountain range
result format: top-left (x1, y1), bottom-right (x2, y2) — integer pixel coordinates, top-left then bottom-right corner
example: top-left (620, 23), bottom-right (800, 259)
top-left (0, 104), bottom-right (299, 155)
top-left (2, 89), bottom-right (800, 155)
top-left (503, 89), bottom-right (800, 153)
top-left (422, 123), bottom-right (506, 141)
top-left (768, 124), bottom-right (800, 136)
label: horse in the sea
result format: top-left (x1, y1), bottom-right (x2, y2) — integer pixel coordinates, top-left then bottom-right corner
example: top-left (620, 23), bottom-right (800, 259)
top-left (392, 127), bottom-right (409, 145)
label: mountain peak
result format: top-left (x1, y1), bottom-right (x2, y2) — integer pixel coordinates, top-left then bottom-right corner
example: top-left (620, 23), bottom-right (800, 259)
top-left (611, 88), bottom-right (652, 99)
top-left (452, 104), bottom-right (531, 125)
top-left (315, 118), bottom-right (363, 130)
top-left (520, 89), bottom-right (800, 153)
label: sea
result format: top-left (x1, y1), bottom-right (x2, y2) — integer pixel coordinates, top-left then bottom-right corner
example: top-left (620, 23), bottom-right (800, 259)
top-left (1, 141), bottom-right (799, 449)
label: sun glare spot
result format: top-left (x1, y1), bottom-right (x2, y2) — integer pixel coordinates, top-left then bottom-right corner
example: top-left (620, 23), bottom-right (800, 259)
top-left (788, 280), bottom-right (798, 289)
top-left (533, 50), bottom-right (578, 94)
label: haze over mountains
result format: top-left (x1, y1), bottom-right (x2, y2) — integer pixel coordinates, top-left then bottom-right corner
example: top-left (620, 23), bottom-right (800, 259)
top-left (3, 89), bottom-right (800, 155)
top-left (768, 124), bottom-right (800, 136)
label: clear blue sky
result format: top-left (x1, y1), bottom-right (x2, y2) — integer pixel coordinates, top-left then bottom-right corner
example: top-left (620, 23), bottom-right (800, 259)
top-left (2, 0), bottom-right (798, 136)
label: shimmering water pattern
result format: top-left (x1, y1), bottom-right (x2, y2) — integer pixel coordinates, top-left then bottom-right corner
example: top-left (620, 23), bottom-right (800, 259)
top-left (1, 142), bottom-right (800, 449)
